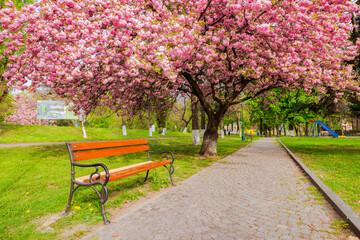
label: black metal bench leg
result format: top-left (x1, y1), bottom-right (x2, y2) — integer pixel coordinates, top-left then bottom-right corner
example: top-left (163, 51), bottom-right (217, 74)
top-left (100, 185), bottom-right (110, 225)
top-left (164, 165), bottom-right (175, 186)
top-left (169, 164), bottom-right (175, 186)
top-left (144, 170), bottom-right (149, 183)
top-left (100, 203), bottom-right (110, 225)
top-left (65, 182), bottom-right (75, 214)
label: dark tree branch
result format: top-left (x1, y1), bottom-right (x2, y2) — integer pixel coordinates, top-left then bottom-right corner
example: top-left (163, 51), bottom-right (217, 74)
top-left (198, 0), bottom-right (213, 21)
top-left (208, 14), bottom-right (226, 27)
top-left (181, 71), bottom-right (213, 118)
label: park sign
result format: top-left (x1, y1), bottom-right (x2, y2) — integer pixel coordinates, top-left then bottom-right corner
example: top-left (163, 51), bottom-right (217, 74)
top-left (37, 101), bottom-right (78, 120)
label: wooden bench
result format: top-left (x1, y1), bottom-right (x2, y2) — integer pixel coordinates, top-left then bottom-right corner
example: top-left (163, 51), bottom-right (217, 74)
top-left (64, 139), bottom-right (175, 224)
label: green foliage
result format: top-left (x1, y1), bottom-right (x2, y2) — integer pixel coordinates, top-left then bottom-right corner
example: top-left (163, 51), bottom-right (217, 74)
top-left (248, 88), bottom-right (320, 134)
top-left (0, 137), bottom-right (249, 239)
top-left (348, 95), bottom-right (360, 118)
top-left (0, 0), bottom-right (32, 9)
top-left (0, 94), bottom-right (12, 122)
top-left (280, 137), bottom-right (360, 215)
top-left (86, 115), bottom-right (113, 128)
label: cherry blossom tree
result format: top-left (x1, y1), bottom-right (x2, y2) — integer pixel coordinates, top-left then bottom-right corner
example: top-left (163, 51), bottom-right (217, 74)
top-left (0, 0), bottom-right (34, 103)
top-left (4, 93), bottom-right (51, 125)
top-left (2, 0), bottom-right (360, 156)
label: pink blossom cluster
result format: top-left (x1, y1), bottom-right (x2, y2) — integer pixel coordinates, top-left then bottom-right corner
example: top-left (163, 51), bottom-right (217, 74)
top-left (4, 94), bottom-right (54, 126)
top-left (1, 0), bottom-right (359, 116)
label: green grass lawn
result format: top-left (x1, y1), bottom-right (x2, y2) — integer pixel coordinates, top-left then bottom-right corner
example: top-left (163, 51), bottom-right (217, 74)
top-left (279, 137), bottom-right (360, 215)
top-left (0, 124), bottom-right (191, 143)
top-left (0, 136), bottom-right (248, 240)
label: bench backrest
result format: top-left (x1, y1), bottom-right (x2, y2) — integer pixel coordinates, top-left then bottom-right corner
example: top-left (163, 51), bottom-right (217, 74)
top-left (67, 139), bottom-right (149, 161)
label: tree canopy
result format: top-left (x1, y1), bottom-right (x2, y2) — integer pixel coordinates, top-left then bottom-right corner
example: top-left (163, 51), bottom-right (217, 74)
top-left (1, 0), bottom-right (360, 155)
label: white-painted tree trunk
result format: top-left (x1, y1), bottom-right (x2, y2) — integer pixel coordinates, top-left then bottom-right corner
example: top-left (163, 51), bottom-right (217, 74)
top-left (161, 128), bottom-right (167, 135)
top-left (149, 127), bottom-right (152, 137)
top-left (151, 124), bottom-right (155, 132)
top-left (183, 127), bottom-right (187, 133)
top-left (192, 129), bottom-right (201, 145)
top-left (289, 130), bottom-right (295, 137)
top-left (201, 129), bottom-right (206, 137)
top-left (122, 125), bottom-right (127, 136)
top-left (221, 129), bottom-right (225, 139)
top-left (220, 118), bottom-right (224, 139)
top-left (82, 121), bottom-right (87, 138)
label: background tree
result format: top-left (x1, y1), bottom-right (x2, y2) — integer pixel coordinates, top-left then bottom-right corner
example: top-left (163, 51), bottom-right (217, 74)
top-left (348, 95), bottom-right (360, 118)
top-left (4, 93), bottom-right (52, 125)
top-left (248, 89), bottom-right (321, 137)
top-left (167, 96), bottom-right (191, 132)
top-left (155, 95), bottom-right (176, 135)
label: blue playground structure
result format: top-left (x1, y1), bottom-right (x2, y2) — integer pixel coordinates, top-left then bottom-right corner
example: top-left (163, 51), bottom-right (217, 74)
top-left (309, 121), bottom-right (339, 138)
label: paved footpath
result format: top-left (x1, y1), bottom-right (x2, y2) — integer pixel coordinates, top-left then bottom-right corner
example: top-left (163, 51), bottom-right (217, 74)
top-left (82, 138), bottom-right (357, 240)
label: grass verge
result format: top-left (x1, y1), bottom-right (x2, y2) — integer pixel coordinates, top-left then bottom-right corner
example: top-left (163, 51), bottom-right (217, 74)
top-left (0, 136), bottom-right (248, 239)
top-left (280, 137), bottom-right (360, 215)
top-left (0, 124), bottom-right (191, 143)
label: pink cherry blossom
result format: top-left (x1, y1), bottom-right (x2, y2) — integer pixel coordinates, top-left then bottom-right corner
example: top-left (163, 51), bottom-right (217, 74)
top-left (1, 0), bottom-right (360, 155)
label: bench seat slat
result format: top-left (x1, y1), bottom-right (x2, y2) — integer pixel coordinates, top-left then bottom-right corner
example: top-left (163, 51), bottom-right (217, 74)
top-left (70, 139), bottom-right (148, 151)
top-left (107, 160), bottom-right (172, 182)
top-left (75, 160), bottom-right (172, 183)
top-left (74, 145), bottom-right (150, 161)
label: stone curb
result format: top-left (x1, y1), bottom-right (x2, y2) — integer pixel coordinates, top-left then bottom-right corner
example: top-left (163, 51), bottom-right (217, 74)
top-left (277, 138), bottom-right (360, 238)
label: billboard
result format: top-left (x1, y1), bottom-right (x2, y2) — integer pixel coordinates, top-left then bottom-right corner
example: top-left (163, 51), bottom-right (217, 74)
top-left (37, 101), bottom-right (78, 120)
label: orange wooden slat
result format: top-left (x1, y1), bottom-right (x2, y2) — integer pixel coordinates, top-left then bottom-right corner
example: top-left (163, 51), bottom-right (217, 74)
top-left (76, 160), bottom-right (172, 183)
top-left (108, 161), bottom-right (171, 182)
top-left (70, 139), bottom-right (148, 151)
top-left (74, 145), bottom-right (150, 161)
top-left (74, 162), bottom-right (152, 183)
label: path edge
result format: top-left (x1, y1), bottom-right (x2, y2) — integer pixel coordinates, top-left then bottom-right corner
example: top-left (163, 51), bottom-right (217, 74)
top-left (277, 138), bottom-right (360, 238)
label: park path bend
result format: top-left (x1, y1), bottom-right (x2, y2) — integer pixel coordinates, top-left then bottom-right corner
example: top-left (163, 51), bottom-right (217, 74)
top-left (82, 138), bottom-right (355, 240)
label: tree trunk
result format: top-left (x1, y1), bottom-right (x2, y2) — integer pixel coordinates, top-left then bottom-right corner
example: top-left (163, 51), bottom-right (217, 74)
top-left (122, 116), bottom-right (127, 136)
top-left (237, 112), bottom-right (241, 138)
top-left (180, 97), bottom-right (191, 132)
top-left (289, 124), bottom-right (294, 137)
top-left (264, 124), bottom-right (268, 137)
top-left (260, 118), bottom-right (263, 137)
top-left (148, 108), bottom-right (152, 137)
top-left (299, 124), bottom-right (302, 137)
top-left (161, 121), bottom-right (167, 135)
top-left (283, 125), bottom-right (287, 136)
top-left (199, 115), bottom-right (219, 156)
top-left (200, 107), bottom-right (206, 137)
top-left (156, 110), bottom-right (167, 135)
top-left (191, 94), bottom-right (201, 145)
top-left (294, 125), bottom-right (298, 137)
top-left (305, 122), bottom-right (309, 136)
top-left (220, 118), bottom-right (224, 139)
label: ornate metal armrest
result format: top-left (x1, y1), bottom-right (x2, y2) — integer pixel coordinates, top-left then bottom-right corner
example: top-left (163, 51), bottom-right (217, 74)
top-left (148, 151), bottom-right (175, 164)
top-left (72, 162), bottom-right (110, 185)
